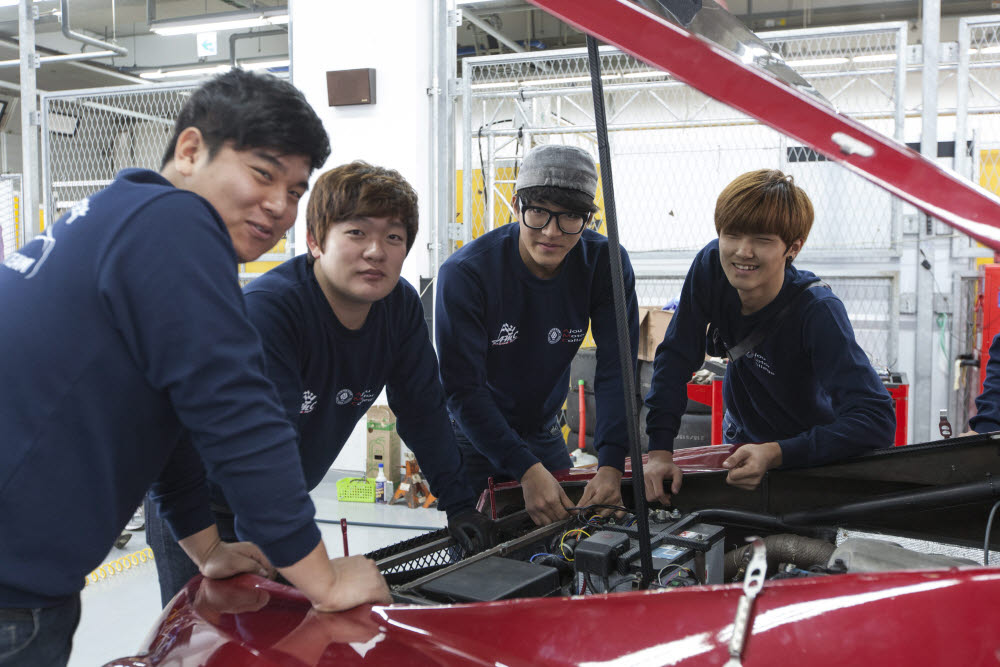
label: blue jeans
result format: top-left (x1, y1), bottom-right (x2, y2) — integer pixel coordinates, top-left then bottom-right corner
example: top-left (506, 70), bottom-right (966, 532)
top-left (144, 495), bottom-right (237, 607)
top-left (0, 595), bottom-right (80, 667)
top-left (452, 416), bottom-right (572, 495)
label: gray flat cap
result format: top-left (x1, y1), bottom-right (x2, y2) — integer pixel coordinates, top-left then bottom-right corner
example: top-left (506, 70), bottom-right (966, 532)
top-left (514, 144), bottom-right (598, 198)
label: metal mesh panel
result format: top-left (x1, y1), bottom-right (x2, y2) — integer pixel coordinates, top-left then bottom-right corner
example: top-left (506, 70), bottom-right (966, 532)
top-left (962, 20), bottom-right (1000, 195)
top-left (0, 175), bottom-right (22, 260)
top-left (460, 25), bottom-right (905, 256)
top-left (40, 82), bottom-right (292, 282)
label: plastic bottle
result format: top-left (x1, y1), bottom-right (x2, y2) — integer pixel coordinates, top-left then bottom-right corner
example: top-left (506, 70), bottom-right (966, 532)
top-left (939, 409), bottom-right (952, 439)
top-left (375, 463), bottom-right (387, 503)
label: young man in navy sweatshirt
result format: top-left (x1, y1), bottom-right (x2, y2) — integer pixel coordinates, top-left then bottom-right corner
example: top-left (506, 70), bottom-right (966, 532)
top-left (147, 161), bottom-right (497, 604)
top-left (435, 144), bottom-right (640, 526)
top-left (0, 70), bottom-right (389, 667)
top-left (643, 169), bottom-right (896, 501)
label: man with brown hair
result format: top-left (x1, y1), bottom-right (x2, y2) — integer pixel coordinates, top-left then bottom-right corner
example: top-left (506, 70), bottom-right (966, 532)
top-left (147, 161), bottom-right (495, 605)
top-left (643, 169), bottom-right (895, 499)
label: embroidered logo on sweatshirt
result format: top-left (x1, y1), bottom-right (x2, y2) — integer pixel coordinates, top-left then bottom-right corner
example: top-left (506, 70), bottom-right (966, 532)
top-left (548, 327), bottom-right (586, 344)
top-left (300, 390), bottom-right (317, 414)
top-left (745, 350), bottom-right (776, 376)
top-left (336, 388), bottom-right (377, 407)
top-left (491, 323), bottom-right (518, 346)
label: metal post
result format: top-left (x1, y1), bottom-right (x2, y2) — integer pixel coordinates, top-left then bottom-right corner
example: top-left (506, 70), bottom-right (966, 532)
top-left (461, 58), bottom-right (473, 247)
top-left (915, 0), bottom-right (940, 443)
top-left (19, 0), bottom-right (39, 241)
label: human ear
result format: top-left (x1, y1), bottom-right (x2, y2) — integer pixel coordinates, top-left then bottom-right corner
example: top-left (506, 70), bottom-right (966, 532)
top-left (306, 229), bottom-right (323, 259)
top-left (171, 127), bottom-right (206, 176)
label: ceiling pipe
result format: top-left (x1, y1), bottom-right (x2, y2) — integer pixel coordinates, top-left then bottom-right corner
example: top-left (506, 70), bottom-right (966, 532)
top-left (462, 10), bottom-right (525, 53)
top-left (229, 28), bottom-right (286, 67)
top-left (59, 0), bottom-right (127, 57)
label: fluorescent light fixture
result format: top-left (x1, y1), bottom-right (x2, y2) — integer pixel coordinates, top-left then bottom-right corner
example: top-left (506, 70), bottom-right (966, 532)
top-left (785, 57), bottom-right (849, 68)
top-left (0, 0), bottom-right (43, 6)
top-left (241, 58), bottom-right (290, 71)
top-left (139, 65), bottom-right (230, 80)
top-left (151, 12), bottom-right (288, 36)
top-left (980, 46), bottom-right (1000, 55)
top-left (852, 53), bottom-right (897, 63)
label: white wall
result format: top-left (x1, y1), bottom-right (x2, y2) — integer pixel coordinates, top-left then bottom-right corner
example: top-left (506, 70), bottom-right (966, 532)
top-left (291, 0), bottom-right (434, 471)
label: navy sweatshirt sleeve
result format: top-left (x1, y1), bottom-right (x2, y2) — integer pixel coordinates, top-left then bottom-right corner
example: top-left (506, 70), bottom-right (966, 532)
top-left (971, 333), bottom-right (1000, 433)
top-left (644, 245), bottom-right (715, 452)
top-left (776, 297), bottom-right (897, 467)
top-left (98, 193), bottom-right (319, 567)
top-left (589, 245), bottom-right (640, 470)
top-left (436, 258), bottom-right (541, 480)
top-left (387, 289), bottom-right (478, 515)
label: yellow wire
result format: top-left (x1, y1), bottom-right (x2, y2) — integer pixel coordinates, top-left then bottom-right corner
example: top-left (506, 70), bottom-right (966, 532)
top-left (559, 528), bottom-right (591, 561)
top-left (84, 547), bottom-right (154, 586)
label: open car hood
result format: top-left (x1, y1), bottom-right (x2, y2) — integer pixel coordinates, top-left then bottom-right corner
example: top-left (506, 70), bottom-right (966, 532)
top-left (528, 0), bottom-right (1000, 251)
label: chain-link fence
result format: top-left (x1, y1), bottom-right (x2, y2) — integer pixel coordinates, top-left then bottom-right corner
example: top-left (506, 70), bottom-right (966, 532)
top-left (958, 17), bottom-right (1000, 194)
top-left (459, 24), bottom-right (906, 364)
top-left (40, 82), bottom-right (291, 282)
top-left (460, 24), bottom-right (906, 257)
top-left (0, 174), bottom-right (22, 261)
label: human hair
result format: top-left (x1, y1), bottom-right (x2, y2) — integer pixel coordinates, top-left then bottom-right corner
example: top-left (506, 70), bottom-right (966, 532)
top-left (516, 185), bottom-right (600, 215)
top-left (160, 68), bottom-right (330, 172)
top-left (714, 169), bottom-right (814, 249)
top-left (306, 161), bottom-right (419, 255)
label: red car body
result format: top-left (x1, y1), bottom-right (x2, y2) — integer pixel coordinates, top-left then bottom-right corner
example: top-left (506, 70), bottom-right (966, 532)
top-left (108, 1), bottom-right (1000, 664)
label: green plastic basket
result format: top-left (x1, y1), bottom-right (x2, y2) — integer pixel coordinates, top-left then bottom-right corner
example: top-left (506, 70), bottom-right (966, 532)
top-left (336, 477), bottom-right (376, 503)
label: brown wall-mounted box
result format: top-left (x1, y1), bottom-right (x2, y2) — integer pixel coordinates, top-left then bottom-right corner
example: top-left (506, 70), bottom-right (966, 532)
top-left (326, 68), bottom-right (376, 106)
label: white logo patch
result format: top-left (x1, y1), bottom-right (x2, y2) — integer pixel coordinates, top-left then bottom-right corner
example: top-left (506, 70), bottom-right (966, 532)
top-left (336, 389), bottom-right (354, 405)
top-left (548, 327), bottom-right (586, 344)
top-left (300, 390), bottom-right (317, 414)
top-left (491, 323), bottom-right (519, 346)
top-left (335, 388), bottom-right (378, 407)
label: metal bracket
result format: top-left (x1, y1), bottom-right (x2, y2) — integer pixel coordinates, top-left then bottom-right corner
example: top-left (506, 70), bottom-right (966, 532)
top-left (27, 52), bottom-right (39, 69)
top-left (448, 78), bottom-right (463, 98)
top-left (28, 110), bottom-right (41, 127)
top-left (934, 292), bottom-right (953, 314)
top-left (447, 222), bottom-right (464, 240)
top-left (447, 9), bottom-right (462, 28)
top-left (726, 537), bottom-right (766, 667)
top-left (900, 292), bottom-right (917, 314)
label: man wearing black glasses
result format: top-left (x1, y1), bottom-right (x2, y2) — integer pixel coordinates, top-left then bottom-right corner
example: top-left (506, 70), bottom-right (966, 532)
top-left (435, 144), bottom-right (639, 526)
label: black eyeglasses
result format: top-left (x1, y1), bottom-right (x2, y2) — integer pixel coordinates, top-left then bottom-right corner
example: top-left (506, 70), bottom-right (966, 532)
top-left (518, 198), bottom-right (591, 235)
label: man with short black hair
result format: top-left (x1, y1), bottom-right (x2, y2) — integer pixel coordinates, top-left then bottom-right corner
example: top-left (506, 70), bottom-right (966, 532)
top-left (435, 144), bottom-right (640, 526)
top-left (0, 70), bottom-right (389, 667)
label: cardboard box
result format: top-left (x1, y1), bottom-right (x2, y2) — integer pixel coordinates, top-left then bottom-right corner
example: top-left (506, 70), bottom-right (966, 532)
top-left (638, 306), bottom-right (674, 361)
top-left (366, 405), bottom-right (401, 485)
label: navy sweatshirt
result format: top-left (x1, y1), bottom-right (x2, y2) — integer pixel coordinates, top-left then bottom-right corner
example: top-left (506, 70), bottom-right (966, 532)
top-left (645, 239), bottom-right (895, 467)
top-left (971, 333), bottom-right (1000, 433)
top-left (223, 254), bottom-right (477, 515)
top-left (435, 223), bottom-right (639, 477)
top-left (0, 169), bottom-right (319, 608)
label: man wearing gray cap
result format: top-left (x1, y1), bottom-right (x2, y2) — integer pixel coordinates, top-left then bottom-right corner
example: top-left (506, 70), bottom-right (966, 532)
top-left (435, 144), bottom-right (639, 525)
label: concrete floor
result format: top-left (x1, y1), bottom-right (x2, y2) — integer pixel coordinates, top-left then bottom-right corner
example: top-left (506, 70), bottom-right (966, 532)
top-left (70, 468), bottom-right (447, 667)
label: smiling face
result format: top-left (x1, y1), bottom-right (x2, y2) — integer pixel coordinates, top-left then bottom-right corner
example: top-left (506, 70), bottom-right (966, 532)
top-left (166, 129), bottom-right (311, 263)
top-left (718, 231), bottom-right (802, 314)
top-left (515, 197), bottom-right (586, 279)
top-left (307, 216), bottom-right (408, 329)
